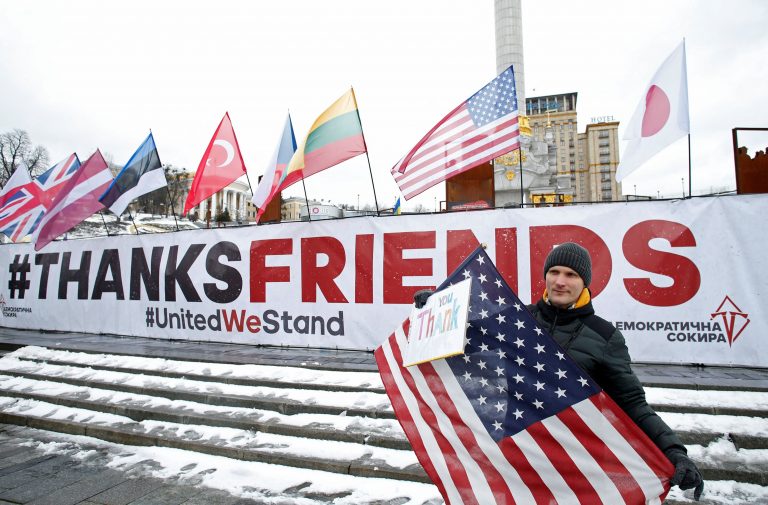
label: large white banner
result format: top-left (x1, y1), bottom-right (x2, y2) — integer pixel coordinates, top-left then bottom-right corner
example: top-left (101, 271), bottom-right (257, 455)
top-left (0, 195), bottom-right (765, 366)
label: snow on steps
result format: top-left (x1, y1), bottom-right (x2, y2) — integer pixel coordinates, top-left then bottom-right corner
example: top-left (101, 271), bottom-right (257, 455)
top-left (0, 346), bottom-right (767, 503)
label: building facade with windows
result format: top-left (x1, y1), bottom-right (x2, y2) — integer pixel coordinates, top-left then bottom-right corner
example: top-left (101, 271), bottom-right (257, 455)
top-left (581, 121), bottom-right (622, 202)
top-left (526, 92), bottom-right (623, 203)
top-left (188, 179), bottom-right (254, 224)
top-left (281, 196), bottom-right (305, 221)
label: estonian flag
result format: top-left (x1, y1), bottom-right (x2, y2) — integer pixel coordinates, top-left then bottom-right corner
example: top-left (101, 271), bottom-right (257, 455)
top-left (100, 132), bottom-right (166, 216)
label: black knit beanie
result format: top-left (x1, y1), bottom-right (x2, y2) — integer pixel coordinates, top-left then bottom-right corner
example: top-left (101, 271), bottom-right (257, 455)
top-left (543, 242), bottom-right (592, 287)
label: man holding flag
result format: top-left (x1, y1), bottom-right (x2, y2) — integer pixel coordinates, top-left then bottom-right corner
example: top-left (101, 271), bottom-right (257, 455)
top-left (528, 243), bottom-right (703, 499)
top-left (398, 244), bottom-right (703, 503)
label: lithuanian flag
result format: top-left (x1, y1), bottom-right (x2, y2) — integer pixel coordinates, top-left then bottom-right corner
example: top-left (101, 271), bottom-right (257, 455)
top-left (279, 89), bottom-right (366, 192)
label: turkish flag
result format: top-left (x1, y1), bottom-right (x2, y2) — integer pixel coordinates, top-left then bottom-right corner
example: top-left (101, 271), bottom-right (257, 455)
top-left (616, 40), bottom-right (689, 182)
top-left (184, 112), bottom-right (247, 214)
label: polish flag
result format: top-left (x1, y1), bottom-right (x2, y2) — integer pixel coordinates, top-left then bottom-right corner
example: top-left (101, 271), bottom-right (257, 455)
top-left (616, 40), bottom-right (689, 182)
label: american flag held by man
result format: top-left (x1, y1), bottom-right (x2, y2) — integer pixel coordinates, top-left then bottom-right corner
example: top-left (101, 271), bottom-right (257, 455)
top-left (376, 245), bottom-right (702, 504)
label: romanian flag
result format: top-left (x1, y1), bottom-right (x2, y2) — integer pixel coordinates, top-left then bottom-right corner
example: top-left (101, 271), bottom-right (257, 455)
top-left (279, 89), bottom-right (366, 192)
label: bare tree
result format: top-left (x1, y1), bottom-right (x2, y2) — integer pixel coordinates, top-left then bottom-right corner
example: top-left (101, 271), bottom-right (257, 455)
top-left (0, 129), bottom-right (50, 185)
top-left (164, 165), bottom-right (189, 216)
top-left (102, 152), bottom-right (122, 177)
top-left (134, 164), bottom-right (189, 217)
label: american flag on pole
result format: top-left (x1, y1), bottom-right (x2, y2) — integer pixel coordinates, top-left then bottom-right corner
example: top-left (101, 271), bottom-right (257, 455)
top-left (0, 154), bottom-right (81, 242)
top-left (375, 246), bottom-right (673, 504)
top-left (391, 66), bottom-right (520, 200)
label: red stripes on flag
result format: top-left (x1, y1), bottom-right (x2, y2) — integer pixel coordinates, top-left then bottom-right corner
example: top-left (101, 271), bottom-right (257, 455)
top-left (390, 66), bottom-right (521, 200)
top-left (377, 324), bottom-right (479, 505)
top-left (377, 323), bottom-right (672, 504)
top-left (392, 110), bottom-right (520, 200)
top-left (556, 406), bottom-right (649, 504)
top-left (378, 325), bottom-right (535, 504)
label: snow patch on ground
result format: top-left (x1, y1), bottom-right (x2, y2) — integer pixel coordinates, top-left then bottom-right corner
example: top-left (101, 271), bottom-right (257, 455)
top-left (0, 396), bottom-right (418, 469)
top-left (688, 437), bottom-right (768, 468)
top-left (2, 347), bottom-right (768, 504)
top-left (10, 428), bottom-right (441, 505)
top-left (11, 346), bottom-right (384, 389)
top-left (645, 387), bottom-right (768, 410)
top-left (0, 356), bottom-right (392, 411)
top-left (0, 373), bottom-right (404, 436)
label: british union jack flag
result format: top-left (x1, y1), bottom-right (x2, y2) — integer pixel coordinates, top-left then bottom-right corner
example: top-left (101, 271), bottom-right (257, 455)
top-left (0, 154), bottom-right (80, 242)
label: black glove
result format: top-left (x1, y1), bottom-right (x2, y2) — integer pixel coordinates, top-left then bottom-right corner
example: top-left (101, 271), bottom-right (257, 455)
top-left (413, 289), bottom-right (435, 309)
top-left (665, 447), bottom-right (704, 500)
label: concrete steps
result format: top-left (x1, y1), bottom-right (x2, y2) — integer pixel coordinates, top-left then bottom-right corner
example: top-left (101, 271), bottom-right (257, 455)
top-left (0, 346), bottom-right (766, 503)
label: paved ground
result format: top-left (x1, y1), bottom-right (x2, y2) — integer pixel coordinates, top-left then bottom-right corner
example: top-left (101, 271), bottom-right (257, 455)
top-left (0, 425), bottom-right (268, 505)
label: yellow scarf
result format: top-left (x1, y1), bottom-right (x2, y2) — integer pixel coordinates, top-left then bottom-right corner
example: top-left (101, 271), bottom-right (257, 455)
top-left (542, 287), bottom-right (591, 309)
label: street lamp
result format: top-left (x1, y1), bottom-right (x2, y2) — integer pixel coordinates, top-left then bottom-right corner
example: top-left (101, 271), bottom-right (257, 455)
top-left (681, 178), bottom-right (685, 198)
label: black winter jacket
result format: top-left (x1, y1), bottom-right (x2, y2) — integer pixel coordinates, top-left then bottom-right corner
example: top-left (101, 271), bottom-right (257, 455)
top-left (528, 298), bottom-right (684, 453)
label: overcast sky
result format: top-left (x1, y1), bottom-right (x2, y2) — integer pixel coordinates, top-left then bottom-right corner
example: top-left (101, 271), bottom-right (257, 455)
top-left (1, 0), bottom-right (766, 210)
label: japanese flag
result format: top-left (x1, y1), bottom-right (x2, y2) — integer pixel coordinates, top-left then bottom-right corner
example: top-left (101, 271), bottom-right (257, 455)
top-left (617, 40), bottom-right (689, 182)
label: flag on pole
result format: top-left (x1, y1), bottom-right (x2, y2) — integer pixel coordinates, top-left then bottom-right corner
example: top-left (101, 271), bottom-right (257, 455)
top-left (183, 112), bottom-right (247, 215)
top-left (0, 164), bottom-right (32, 211)
top-left (252, 113), bottom-right (297, 223)
top-left (279, 89), bottom-right (366, 192)
top-left (0, 155), bottom-right (82, 243)
top-left (391, 66), bottom-right (521, 200)
top-left (0, 164), bottom-right (34, 242)
top-left (100, 132), bottom-right (166, 216)
top-left (31, 154), bottom-right (82, 212)
top-left (376, 246), bottom-right (673, 504)
top-left (616, 40), bottom-right (690, 182)
top-left (10, 154), bottom-right (82, 242)
top-left (33, 150), bottom-right (113, 251)
top-left (393, 196), bottom-right (402, 215)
